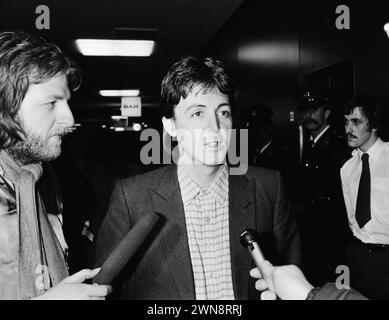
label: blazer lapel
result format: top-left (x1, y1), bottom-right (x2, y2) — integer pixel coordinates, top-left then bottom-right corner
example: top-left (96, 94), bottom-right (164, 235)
top-left (150, 165), bottom-right (195, 299)
top-left (229, 172), bottom-right (256, 300)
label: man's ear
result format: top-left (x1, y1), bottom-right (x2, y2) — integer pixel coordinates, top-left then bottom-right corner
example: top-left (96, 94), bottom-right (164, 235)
top-left (162, 116), bottom-right (177, 137)
top-left (324, 109), bottom-right (331, 120)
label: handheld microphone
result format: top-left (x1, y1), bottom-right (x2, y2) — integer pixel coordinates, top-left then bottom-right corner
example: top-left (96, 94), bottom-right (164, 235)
top-left (240, 229), bottom-right (266, 273)
top-left (93, 212), bottom-right (159, 285)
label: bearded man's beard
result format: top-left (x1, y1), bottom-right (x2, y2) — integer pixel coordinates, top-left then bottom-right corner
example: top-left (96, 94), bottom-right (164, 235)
top-left (9, 130), bottom-right (63, 165)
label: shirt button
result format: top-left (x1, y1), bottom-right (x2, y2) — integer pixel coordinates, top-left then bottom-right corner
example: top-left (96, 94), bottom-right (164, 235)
top-left (206, 217), bottom-right (211, 223)
top-left (209, 272), bottom-right (215, 278)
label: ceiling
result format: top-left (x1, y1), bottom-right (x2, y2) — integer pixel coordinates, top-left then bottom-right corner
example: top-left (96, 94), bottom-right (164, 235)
top-left (0, 0), bottom-right (244, 126)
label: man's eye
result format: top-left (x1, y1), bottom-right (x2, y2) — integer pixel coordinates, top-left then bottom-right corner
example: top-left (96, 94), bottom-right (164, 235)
top-left (220, 110), bottom-right (231, 118)
top-left (192, 111), bottom-right (203, 118)
top-left (45, 101), bottom-right (56, 109)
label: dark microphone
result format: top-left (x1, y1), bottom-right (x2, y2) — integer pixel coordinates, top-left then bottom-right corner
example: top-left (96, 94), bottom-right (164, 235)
top-left (240, 229), bottom-right (266, 273)
top-left (93, 212), bottom-right (159, 285)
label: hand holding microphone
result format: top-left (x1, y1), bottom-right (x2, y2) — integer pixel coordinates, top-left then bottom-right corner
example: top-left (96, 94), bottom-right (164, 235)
top-left (33, 268), bottom-right (112, 300)
top-left (240, 229), bottom-right (314, 300)
top-left (240, 229), bottom-right (277, 299)
top-left (250, 261), bottom-right (314, 300)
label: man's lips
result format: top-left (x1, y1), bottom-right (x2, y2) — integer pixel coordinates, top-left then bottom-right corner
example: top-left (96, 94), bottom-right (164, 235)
top-left (49, 134), bottom-right (63, 140)
top-left (50, 128), bottom-right (75, 138)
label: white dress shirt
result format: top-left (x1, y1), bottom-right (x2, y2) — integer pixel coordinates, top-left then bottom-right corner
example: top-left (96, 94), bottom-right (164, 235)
top-left (340, 138), bottom-right (389, 244)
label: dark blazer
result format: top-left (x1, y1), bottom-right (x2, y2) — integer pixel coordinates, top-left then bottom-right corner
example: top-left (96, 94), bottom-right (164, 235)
top-left (95, 165), bottom-right (301, 300)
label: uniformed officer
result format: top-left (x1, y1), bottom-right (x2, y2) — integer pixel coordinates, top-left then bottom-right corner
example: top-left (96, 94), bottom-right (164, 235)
top-left (297, 90), bottom-right (352, 286)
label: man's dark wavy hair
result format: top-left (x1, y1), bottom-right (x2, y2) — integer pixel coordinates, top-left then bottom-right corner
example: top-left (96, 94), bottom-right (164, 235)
top-left (343, 94), bottom-right (385, 136)
top-left (160, 56), bottom-right (234, 119)
top-left (0, 31), bottom-right (81, 148)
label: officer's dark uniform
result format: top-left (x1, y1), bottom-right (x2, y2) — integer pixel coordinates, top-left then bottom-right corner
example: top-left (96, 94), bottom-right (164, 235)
top-left (241, 104), bottom-right (287, 173)
top-left (297, 93), bottom-right (353, 286)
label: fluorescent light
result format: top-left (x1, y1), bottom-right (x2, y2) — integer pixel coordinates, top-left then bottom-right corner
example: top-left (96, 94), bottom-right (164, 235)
top-left (384, 23), bottom-right (389, 39)
top-left (111, 115), bottom-right (127, 120)
top-left (99, 90), bottom-right (140, 97)
top-left (114, 127), bottom-right (125, 132)
top-left (75, 39), bottom-right (154, 56)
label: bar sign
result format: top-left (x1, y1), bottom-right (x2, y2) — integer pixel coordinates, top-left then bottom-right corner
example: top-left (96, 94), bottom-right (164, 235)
top-left (121, 96), bottom-right (141, 117)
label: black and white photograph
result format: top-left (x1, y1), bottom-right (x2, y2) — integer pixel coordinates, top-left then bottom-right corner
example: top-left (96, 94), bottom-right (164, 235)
top-left (1, 0), bottom-right (389, 309)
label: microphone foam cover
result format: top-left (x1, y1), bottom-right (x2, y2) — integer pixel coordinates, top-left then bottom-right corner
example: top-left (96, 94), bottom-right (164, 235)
top-left (93, 212), bottom-right (159, 285)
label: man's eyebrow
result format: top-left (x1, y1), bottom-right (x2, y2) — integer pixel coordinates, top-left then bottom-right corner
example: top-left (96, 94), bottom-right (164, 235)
top-left (184, 103), bottom-right (231, 113)
top-left (184, 104), bottom-right (206, 113)
top-left (44, 93), bottom-right (70, 100)
top-left (216, 103), bottom-right (231, 109)
top-left (345, 116), bottom-right (363, 121)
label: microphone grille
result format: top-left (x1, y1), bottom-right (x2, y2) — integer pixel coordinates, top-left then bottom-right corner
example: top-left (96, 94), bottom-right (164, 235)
top-left (240, 228), bottom-right (258, 248)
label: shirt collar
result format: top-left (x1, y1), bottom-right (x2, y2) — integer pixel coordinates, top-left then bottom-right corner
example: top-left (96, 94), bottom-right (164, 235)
top-left (177, 165), bottom-right (229, 205)
top-left (259, 140), bottom-right (272, 154)
top-left (353, 137), bottom-right (384, 161)
top-left (310, 124), bottom-right (330, 144)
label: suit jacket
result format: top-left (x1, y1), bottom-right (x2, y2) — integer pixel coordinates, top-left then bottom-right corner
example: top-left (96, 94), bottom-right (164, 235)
top-left (94, 164), bottom-right (301, 300)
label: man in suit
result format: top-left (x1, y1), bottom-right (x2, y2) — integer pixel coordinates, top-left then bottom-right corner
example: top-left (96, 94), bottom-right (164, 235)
top-left (95, 56), bottom-right (301, 300)
top-left (297, 90), bottom-right (352, 286)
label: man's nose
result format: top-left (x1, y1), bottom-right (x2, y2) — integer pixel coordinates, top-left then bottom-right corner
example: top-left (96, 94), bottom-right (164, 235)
top-left (345, 122), bottom-right (352, 133)
top-left (209, 113), bottom-right (220, 132)
top-left (299, 112), bottom-right (307, 121)
top-left (58, 102), bottom-right (75, 127)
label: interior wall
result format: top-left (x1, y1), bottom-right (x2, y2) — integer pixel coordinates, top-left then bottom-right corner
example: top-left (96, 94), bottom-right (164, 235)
top-left (298, 1), bottom-right (389, 76)
top-left (203, 0), bottom-right (389, 145)
top-left (355, 45), bottom-right (389, 140)
top-left (203, 1), bottom-right (300, 144)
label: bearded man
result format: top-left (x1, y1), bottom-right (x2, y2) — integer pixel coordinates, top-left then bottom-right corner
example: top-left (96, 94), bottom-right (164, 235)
top-left (0, 31), bottom-right (111, 300)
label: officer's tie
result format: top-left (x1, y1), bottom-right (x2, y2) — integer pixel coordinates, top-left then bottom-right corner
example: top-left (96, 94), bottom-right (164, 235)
top-left (355, 153), bottom-right (371, 228)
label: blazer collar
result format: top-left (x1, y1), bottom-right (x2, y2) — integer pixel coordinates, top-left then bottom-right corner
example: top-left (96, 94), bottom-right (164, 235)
top-left (150, 164), bottom-right (195, 299)
top-left (151, 164), bottom-right (180, 200)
